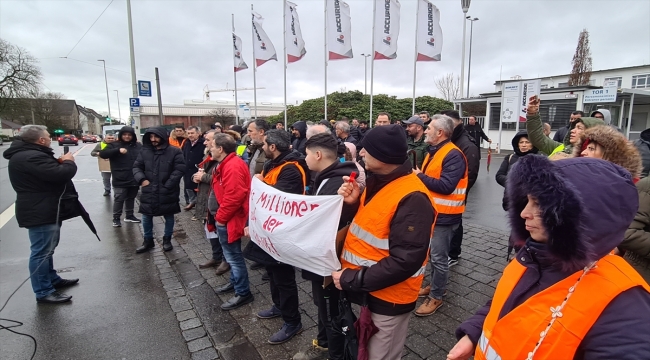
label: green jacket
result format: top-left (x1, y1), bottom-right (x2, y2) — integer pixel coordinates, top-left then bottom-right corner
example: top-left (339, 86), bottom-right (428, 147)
top-left (407, 135), bottom-right (428, 169)
top-left (622, 176), bottom-right (650, 282)
top-left (526, 113), bottom-right (604, 156)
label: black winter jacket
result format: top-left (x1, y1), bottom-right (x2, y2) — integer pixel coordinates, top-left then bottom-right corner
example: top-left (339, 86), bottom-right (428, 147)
top-left (464, 123), bottom-right (489, 147)
top-left (451, 123), bottom-right (480, 192)
top-left (4, 139), bottom-right (84, 228)
top-left (244, 150), bottom-right (309, 265)
top-left (99, 126), bottom-right (142, 187)
top-left (181, 136), bottom-right (206, 190)
top-left (291, 121), bottom-right (308, 155)
top-left (495, 131), bottom-right (538, 210)
top-left (634, 128), bottom-right (650, 178)
top-left (133, 127), bottom-right (186, 216)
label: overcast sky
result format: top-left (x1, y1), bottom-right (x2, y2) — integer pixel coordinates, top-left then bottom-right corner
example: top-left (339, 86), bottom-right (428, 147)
top-left (2, 0), bottom-right (649, 119)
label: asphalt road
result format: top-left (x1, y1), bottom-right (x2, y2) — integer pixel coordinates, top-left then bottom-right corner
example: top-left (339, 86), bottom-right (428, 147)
top-left (0, 142), bottom-right (190, 360)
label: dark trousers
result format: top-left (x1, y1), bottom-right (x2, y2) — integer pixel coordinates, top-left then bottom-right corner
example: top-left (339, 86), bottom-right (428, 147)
top-left (312, 281), bottom-right (345, 360)
top-left (449, 219), bottom-right (463, 260)
top-left (266, 264), bottom-right (301, 326)
top-left (209, 237), bottom-right (224, 262)
top-left (113, 186), bottom-right (139, 219)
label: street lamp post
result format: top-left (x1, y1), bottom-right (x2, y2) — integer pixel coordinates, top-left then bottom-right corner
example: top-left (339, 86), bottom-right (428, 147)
top-left (360, 53), bottom-right (371, 95)
top-left (460, 0), bottom-right (471, 99)
top-left (466, 17), bottom-right (479, 98)
top-left (114, 90), bottom-right (122, 122)
top-left (97, 60), bottom-right (111, 119)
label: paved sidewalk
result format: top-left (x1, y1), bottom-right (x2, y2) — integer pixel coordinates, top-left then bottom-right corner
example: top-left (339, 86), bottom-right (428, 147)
top-left (152, 210), bottom-right (510, 360)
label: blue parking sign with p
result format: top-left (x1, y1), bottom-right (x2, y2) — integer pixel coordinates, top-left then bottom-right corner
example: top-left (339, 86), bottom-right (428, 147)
top-left (130, 98), bottom-right (140, 107)
top-left (138, 80), bottom-right (152, 97)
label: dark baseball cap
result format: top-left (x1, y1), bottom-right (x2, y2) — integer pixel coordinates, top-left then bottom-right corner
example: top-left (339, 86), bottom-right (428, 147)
top-left (404, 116), bottom-right (424, 127)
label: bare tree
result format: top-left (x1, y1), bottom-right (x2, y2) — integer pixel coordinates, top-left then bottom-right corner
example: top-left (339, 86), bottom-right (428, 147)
top-left (434, 73), bottom-right (460, 101)
top-left (567, 29), bottom-right (593, 86)
top-left (0, 39), bottom-right (42, 112)
top-left (207, 107), bottom-right (235, 127)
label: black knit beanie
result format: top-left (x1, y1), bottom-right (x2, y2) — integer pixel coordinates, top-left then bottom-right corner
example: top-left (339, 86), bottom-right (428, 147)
top-left (360, 124), bottom-right (408, 165)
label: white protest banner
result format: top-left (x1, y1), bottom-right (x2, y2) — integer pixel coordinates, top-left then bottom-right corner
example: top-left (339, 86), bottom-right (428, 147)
top-left (252, 11), bottom-right (278, 67)
top-left (285, 1), bottom-right (307, 63)
top-left (249, 178), bottom-right (343, 276)
top-left (500, 81), bottom-right (521, 123)
top-left (374, 0), bottom-right (401, 60)
top-left (416, 0), bottom-right (443, 61)
top-left (327, 0), bottom-right (353, 60)
top-left (518, 79), bottom-right (541, 122)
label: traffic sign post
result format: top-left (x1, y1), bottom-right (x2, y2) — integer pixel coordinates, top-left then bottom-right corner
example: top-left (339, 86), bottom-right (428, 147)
top-left (138, 81), bottom-right (152, 97)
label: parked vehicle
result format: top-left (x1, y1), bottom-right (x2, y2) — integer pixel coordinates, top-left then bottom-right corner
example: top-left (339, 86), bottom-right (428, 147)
top-left (0, 137), bottom-right (4, 146)
top-left (82, 135), bottom-right (98, 143)
top-left (58, 134), bottom-right (79, 146)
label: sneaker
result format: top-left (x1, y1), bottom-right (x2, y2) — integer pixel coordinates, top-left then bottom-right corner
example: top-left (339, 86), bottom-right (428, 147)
top-left (124, 215), bottom-right (141, 223)
top-left (112, 219), bottom-right (121, 227)
top-left (103, 190), bottom-right (110, 196)
top-left (414, 297), bottom-right (443, 317)
top-left (293, 339), bottom-right (328, 360)
top-left (257, 305), bottom-right (282, 319)
top-left (268, 322), bottom-right (303, 345)
top-left (418, 285), bottom-right (431, 298)
top-left (448, 257), bottom-right (459, 267)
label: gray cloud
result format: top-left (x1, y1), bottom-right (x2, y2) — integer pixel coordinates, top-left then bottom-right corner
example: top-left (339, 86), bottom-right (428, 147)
top-left (2, 0), bottom-right (648, 117)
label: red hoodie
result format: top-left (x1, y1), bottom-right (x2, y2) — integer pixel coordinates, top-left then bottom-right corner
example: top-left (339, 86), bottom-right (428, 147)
top-left (212, 152), bottom-right (251, 243)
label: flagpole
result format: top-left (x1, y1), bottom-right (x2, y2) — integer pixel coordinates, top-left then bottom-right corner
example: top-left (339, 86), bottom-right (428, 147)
top-left (412, 0), bottom-right (420, 115)
top-left (251, 5), bottom-right (258, 119)
top-left (283, 0), bottom-right (288, 129)
top-left (232, 14), bottom-right (240, 125)
top-left (369, 0), bottom-right (376, 127)
top-left (324, 0), bottom-right (328, 122)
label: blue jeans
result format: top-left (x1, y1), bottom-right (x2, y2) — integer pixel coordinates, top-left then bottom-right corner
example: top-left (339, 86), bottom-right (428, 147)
top-left (142, 214), bottom-right (175, 238)
top-left (428, 223), bottom-right (460, 300)
top-left (217, 225), bottom-right (250, 296)
top-left (185, 189), bottom-right (197, 205)
top-left (27, 223), bottom-right (63, 298)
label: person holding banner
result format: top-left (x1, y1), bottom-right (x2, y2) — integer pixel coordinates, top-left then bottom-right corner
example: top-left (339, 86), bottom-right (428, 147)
top-left (293, 133), bottom-right (359, 360)
top-left (332, 125), bottom-right (436, 360)
top-left (208, 133), bottom-right (255, 311)
top-left (244, 129), bottom-right (309, 345)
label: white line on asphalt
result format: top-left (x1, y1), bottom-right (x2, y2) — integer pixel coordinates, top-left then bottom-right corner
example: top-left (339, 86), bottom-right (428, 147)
top-left (0, 203), bottom-right (15, 229)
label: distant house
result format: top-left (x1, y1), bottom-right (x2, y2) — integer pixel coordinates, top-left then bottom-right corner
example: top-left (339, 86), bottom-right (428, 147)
top-left (77, 105), bottom-right (104, 134)
top-left (2, 98), bottom-right (80, 133)
top-left (1, 119), bottom-right (22, 137)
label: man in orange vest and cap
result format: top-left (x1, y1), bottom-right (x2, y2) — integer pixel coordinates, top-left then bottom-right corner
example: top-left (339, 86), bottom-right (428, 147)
top-left (447, 156), bottom-right (650, 360)
top-left (414, 114), bottom-right (469, 317)
top-left (333, 124), bottom-right (436, 360)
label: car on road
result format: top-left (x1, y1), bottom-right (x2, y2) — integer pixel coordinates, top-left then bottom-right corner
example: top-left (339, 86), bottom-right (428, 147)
top-left (82, 135), bottom-right (98, 143)
top-left (58, 134), bottom-right (79, 146)
top-left (0, 137), bottom-right (3, 146)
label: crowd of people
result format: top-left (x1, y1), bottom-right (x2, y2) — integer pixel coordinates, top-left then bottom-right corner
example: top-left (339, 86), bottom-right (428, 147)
top-left (5, 98), bottom-right (650, 359)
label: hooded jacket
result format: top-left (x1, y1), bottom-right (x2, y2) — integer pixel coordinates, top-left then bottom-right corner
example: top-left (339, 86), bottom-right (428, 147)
top-left (99, 126), bottom-right (142, 187)
top-left (181, 135), bottom-right (206, 190)
top-left (457, 156), bottom-right (650, 359)
top-left (133, 127), bottom-right (186, 216)
top-left (243, 150), bottom-right (309, 265)
top-left (633, 128), bottom-right (650, 178)
top-left (4, 139), bottom-right (85, 228)
top-left (526, 113), bottom-right (604, 156)
top-left (495, 131), bottom-right (538, 210)
top-left (291, 121), bottom-right (308, 155)
top-left (622, 176), bottom-right (650, 282)
top-left (572, 125), bottom-right (642, 179)
top-left (451, 123), bottom-right (480, 191)
top-left (590, 109), bottom-right (612, 125)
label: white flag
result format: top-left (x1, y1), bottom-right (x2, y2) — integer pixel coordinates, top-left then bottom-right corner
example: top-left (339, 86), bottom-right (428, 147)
top-left (416, 0), bottom-right (442, 61)
top-left (232, 33), bottom-right (248, 72)
top-left (252, 11), bottom-right (278, 67)
top-left (373, 0), bottom-right (401, 60)
top-left (327, 0), bottom-right (353, 60)
top-left (285, 1), bottom-right (307, 63)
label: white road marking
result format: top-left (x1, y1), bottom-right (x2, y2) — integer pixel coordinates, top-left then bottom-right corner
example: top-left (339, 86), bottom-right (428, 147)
top-left (0, 203), bottom-right (15, 229)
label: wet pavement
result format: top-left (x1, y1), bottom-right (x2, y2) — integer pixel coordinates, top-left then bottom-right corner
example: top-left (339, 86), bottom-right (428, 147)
top-left (0, 141), bottom-right (513, 360)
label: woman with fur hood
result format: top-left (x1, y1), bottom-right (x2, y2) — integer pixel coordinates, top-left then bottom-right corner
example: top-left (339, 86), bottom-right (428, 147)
top-left (448, 156), bottom-right (650, 360)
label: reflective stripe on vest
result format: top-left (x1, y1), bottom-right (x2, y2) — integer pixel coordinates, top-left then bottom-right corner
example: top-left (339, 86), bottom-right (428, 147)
top-left (236, 145), bottom-right (247, 157)
top-left (475, 255), bottom-right (650, 360)
top-left (549, 144), bottom-right (565, 157)
top-left (421, 142), bottom-right (468, 214)
top-left (262, 161), bottom-right (307, 194)
top-left (340, 173), bottom-right (436, 305)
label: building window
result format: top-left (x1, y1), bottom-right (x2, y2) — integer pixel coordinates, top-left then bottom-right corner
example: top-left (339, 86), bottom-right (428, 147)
top-left (604, 76), bottom-right (623, 88)
top-left (488, 99), bottom-right (578, 131)
top-left (558, 82), bottom-right (569, 88)
top-left (632, 74), bottom-right (650, 89)
top-left (540, 84), bottom-right (549, 89)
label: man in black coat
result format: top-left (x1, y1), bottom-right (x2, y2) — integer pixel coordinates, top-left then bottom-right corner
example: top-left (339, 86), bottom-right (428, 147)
top-left (464, 115), bottom-right (491, 148)
top-left (4, 125), bottom-right (86, 304)
top-left (133, 127), bottom-right (185, 253)
top-left (99, 126), bottom-right (142, 227)
top-left (440, 110), bottom-right (480, 267)
top-left (181, 126), bottom-right (205, 211)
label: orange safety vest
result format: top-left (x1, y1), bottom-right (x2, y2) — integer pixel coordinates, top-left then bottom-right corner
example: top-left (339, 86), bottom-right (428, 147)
top-left (340, 173), bottom-right (435, 305)
top-left (169, 137), bottom-right (185, 148)
top-left (421, 141), bottom-right (468, 214)
top-left (262, 161), bottom-right (307, 194)
top-left (475, 255), bottom-right (650, 360)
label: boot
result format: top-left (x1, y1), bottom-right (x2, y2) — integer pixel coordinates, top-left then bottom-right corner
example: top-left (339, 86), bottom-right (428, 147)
top-left (136, 237), bottom-right (155, 253)
top-left (163, 236), bottom-right (173, 252)
top-left (215, 261), bottom-right (231, 276)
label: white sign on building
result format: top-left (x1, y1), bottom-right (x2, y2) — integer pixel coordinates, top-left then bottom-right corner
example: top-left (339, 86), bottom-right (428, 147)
top-left (584, 80), bottom-right (618, 103)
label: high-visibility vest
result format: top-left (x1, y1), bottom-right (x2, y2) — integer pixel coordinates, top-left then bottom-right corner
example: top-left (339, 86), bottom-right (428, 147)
top-left (262, 161), bottom-right (307, 194)
top-left (236, 144), bottom-right (247, 158)
top-left (340, 173), bottom-right (435, 305)
top-left (421, 141), bottom-right (468, 214)
top-left (549, 144), bottom-right (565, 157)
top-left (169, 137), bottom-right (185, 148)
top-left (100, 142), bottom-right (108, 150)
top-left (475, 254), bottom-right (650, 360)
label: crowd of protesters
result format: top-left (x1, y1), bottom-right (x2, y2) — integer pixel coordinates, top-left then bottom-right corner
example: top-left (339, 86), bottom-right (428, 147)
top-left (8, 100), bottom-right (650, 359)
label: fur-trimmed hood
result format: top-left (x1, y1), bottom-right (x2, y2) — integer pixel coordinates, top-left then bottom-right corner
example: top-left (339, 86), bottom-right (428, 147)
top-left (572, 125), bottom-right (642, 179)
top-left (507, 155), bottom-right (638, 272)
